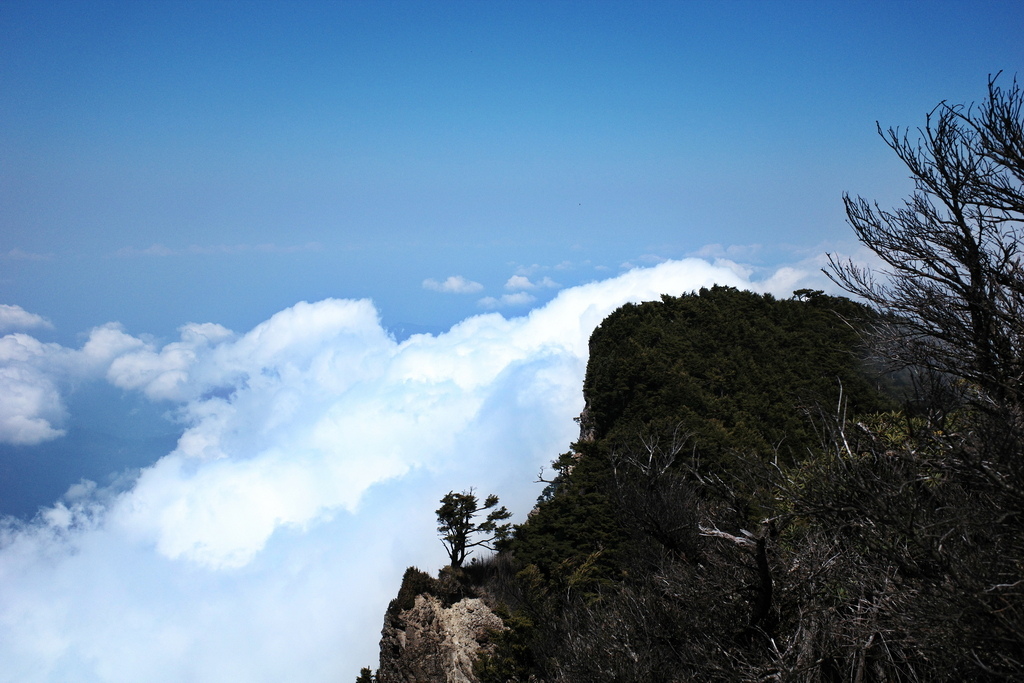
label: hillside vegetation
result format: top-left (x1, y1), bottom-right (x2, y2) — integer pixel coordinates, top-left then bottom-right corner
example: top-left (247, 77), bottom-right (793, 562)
top-left (364, 76), bottom-right (1024, 682)
top-left (473, 287), bottom-right (914, 682)
top-left (458, 281), bottom-right (1019, 681)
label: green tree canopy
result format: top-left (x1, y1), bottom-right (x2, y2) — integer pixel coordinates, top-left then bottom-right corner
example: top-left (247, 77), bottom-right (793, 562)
top-left (436, 489), bottom-right (511, 569)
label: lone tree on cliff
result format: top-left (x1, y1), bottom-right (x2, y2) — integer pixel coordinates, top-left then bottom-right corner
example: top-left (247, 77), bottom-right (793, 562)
top-left (436, 489), bottom-right (511, 569)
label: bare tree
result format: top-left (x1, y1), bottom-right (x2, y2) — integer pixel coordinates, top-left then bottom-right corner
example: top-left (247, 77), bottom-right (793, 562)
top-left (814, 75), bottom-right (1024, 680)
top-left (609, 428), bottom-right (702, 562)
top-left (827, 74), bottom-right (1024, 447)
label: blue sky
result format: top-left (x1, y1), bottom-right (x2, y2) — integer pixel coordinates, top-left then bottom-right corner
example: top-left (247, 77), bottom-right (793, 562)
top-left (1, 1), bottom-right (1022, 681)
top-left (4, 0), bottom-right (1019, 340)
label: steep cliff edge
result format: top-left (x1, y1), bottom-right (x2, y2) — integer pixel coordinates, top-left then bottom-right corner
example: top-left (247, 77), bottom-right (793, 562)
top-left (377, 593), bottom-right (504, 683)
top-left (363, 288), bottom-right (947, 682)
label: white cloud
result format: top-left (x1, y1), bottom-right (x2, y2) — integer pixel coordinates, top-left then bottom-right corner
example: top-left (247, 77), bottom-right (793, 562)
top-left (692, 243), bottom-right (763, 261)
top-left (0, 334), bottom-right (70, 445)
top-left (0, 305), bottom-right (53, 333)
top-left (422, 275), bottom-right (484, 294)
top-left (505, 274), bottom-right (534, 290)
top-left (0, 258), bottom-right (828, 682)
top-left (107, 322), bottom-right (234, 402)
top-left (620, 253), bottom-right (669, 270)
top-left (0, 324), bottom-right (147, 445)
top-left (711, 258), bottom-right (754, 279)
top-left (0, 362), bottom-right (66, 444)
top-left (755, 266), bottom-right (808, 295)
top-left (477, 292), bottom-right (537, 309)
top-left (504, 275), bottom-right (560, 291)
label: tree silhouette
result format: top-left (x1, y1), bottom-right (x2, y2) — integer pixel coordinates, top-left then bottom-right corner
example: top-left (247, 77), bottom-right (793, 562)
top-left (828, 73), bottom-right (1024, 451)
top-left (436, 489), bottom-right (511, 569)
top-left (822, 73), bottom-right (1024, 678)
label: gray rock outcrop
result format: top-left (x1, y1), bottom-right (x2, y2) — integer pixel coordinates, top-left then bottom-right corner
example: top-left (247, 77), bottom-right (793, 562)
top-left (377, 594), bottom-right (504, 683)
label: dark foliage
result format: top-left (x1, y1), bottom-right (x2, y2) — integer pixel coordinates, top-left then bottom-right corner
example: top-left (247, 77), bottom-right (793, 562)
top-left (370, 76), bottom-right (1024, 683)
top-left (472, 76), bottom-right (1024, 682)
top-left (828, 73), bottom-right (1024, 466)
top-left (473, 288), bottom-right (899, 682)
top-left (387, 566), bottom-right (438, 616)
top-left (437, 489), bottom-right (512, 569)
top-left (582, 287), bottom-right (893, 458)
top-left (509, 287), bottom-right (893, 586)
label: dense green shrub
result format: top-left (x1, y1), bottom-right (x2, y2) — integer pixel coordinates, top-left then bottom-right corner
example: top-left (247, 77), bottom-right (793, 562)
top-left (386, 566), bottom-right (438, 615)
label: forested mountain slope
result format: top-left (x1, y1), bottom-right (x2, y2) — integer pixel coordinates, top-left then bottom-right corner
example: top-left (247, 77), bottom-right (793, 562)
top-left (364, 76), bottom-right (1024, 683)
top-left (473, 287), bottom-right (905, 682)
top-left (509, 287), bottom-right (894, 592)
top-left (368, 283), bottom-right (1022, 682)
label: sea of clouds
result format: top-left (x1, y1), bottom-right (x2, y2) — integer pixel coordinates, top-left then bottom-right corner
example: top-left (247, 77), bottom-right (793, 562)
top-left (0, 258), bottom-right (816, 682)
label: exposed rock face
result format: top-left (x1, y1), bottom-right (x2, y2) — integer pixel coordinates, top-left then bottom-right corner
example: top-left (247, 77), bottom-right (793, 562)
top-left (377, 594), bottom-right (504, 683)
top-left (576, 401), bottom-right (596, 443)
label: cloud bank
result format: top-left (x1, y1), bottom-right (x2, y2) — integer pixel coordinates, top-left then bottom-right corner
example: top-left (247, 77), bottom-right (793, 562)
top-left (0, 259), bottom-right (819, 682)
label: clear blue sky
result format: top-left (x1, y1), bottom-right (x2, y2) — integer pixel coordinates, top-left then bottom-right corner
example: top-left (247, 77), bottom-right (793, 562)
top-left (0, 2), bottom-right (1021, 681)
top-left (4, 0), bottom-right (1020, 341)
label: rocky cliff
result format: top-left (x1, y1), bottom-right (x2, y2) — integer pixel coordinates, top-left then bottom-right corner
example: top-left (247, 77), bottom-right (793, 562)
top-left (377, 593), bottom-right (504, 683)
